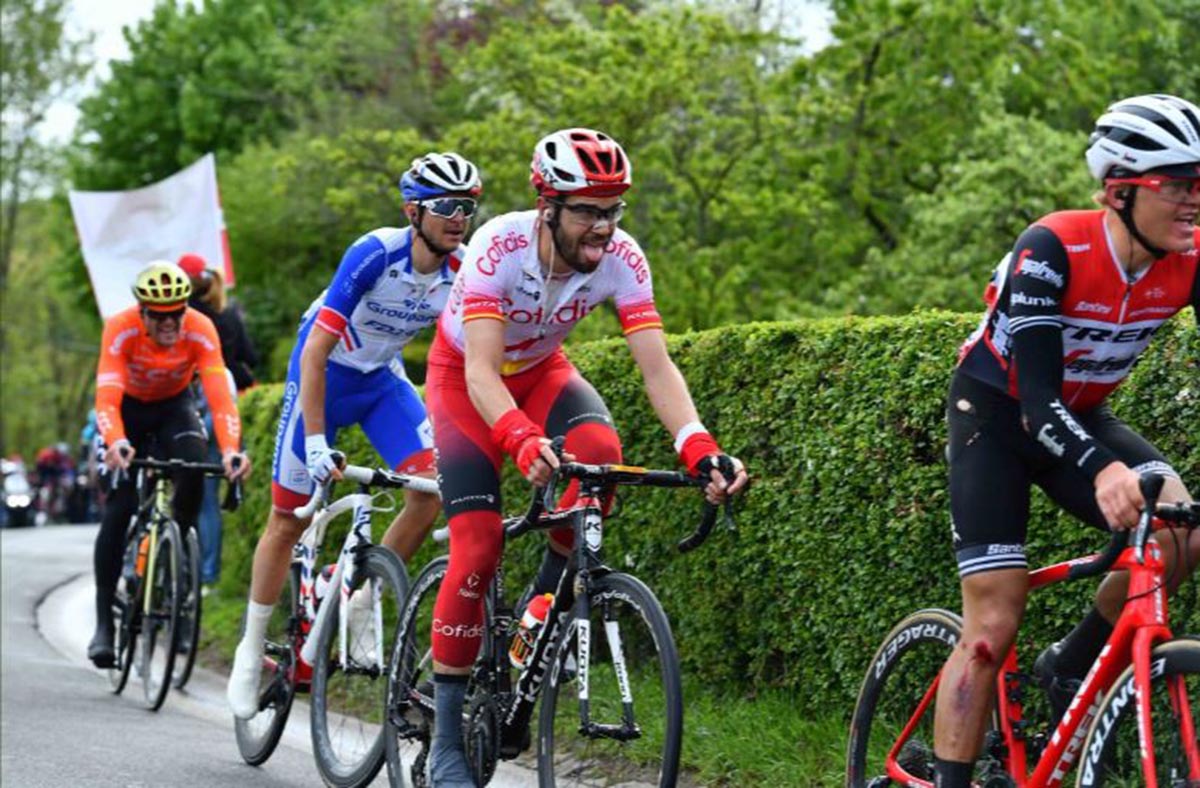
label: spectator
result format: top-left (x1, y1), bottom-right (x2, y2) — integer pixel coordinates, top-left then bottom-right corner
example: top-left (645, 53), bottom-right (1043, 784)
top-left (177, 253), bottom-right (258, 587)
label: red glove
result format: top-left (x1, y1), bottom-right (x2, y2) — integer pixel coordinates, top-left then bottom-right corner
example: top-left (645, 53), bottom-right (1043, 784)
top-left (679, 431), bottom-right (721, 475)
top-left (491, 409), bottom-right (547, 477)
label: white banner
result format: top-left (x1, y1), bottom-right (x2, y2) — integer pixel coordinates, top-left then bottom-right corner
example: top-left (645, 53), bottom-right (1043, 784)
top-left (68, 153), bottom-right (234, 318)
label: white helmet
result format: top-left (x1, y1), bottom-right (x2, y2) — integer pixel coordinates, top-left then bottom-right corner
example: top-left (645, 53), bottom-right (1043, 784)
top-left (1085, 94), bottom-right (1200, 180)
top-left (530, 128), bottom-right (631, 197)
top-left (399, 152), bottom-right (482, 200)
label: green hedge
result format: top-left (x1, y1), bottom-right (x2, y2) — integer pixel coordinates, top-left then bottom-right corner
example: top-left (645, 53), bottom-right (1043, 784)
top-left (213, 310), bottom-right (1199, 715)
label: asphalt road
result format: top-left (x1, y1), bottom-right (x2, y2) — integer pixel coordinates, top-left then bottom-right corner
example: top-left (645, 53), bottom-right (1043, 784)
top-left (0, 524), bottom-right (536, 787)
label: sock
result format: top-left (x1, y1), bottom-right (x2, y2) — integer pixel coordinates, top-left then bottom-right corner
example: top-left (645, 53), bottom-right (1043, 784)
top-left (431, 674), bottom-right (473, 783)
top-left (1054, 607), bottom-right (1113, 680)
top-left (933, 756), bottom-right (974, 788)
top-left (532, 546), bottom-right (568, 596)
top-left (241, 600), bottom-right (274, 647)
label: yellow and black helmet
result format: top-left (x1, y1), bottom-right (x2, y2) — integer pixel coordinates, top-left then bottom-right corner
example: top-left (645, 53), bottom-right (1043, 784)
top-left (132, 261), bottom-right (191, 309)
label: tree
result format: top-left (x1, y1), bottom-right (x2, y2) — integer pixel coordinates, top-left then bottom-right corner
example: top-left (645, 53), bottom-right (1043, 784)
top-left (1, 0), bottom-right (91, 453)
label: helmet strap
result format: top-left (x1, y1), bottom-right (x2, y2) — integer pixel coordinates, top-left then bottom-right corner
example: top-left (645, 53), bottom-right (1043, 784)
top-left (411, 205), bottom-right (455, 258)
top-left (1116, 188), bottom-right (1169, 260)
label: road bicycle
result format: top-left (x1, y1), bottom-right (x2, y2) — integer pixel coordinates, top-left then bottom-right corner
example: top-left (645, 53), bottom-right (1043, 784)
top-left (107, 456), bottom-right (240, 710)
top-left (846, 474), bottom-right (1200, 787)
top-left (233, 457), bottom-right (439, 788)
top-left (384, 444), bottom-right (735, 787)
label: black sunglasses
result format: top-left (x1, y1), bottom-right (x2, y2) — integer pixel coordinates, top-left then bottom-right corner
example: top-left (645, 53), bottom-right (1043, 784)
top-left (418, 197), bottom-right (478, 219)
top-left (143, 306), bottom-right (186, 322)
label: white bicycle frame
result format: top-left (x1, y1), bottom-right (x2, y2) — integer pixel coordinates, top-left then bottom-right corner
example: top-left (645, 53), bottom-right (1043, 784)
top-left (293, 465), bottom-right (438, 671)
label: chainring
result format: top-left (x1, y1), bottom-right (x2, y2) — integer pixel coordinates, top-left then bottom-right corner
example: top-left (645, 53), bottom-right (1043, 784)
top-left (465, 693), bottom-right (500, 786)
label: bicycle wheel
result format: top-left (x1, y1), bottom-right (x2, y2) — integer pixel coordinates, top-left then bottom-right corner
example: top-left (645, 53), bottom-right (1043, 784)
top-left (846, 608), bottom-right (996, 787)
top-left (311, 546), bottom-right (410, 788)
top-left (235, 567), bottom-right (300, 766)
top-left (173, 527), bottom-right (202, 689)
top-left (385, 555), bottom-right (448, 788)
top-left (139, 518), bottom-right (182, 711)
top-left (537, 571), bottom-right (683, 788)
top-left (108, 532), bottom-right (140, 694)
top-left (1077, 637), bottom-right (1200, 787)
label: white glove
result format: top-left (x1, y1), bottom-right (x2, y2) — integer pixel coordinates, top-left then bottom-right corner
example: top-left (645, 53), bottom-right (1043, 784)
top-left (305, 434), bottom-right (340, 484)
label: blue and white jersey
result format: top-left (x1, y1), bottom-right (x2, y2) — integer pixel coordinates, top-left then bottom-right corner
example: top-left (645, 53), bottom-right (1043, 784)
top-left (304, 226), bottom-right (462, 374)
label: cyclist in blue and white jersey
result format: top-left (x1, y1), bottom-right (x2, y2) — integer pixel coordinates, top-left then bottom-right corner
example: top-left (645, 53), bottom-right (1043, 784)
top-left (227, 152), bottom-right (483, 719)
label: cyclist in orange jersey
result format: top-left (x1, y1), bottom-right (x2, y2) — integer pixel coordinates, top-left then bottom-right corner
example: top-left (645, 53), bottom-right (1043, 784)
top-left (88, 261), bottom-right (250, 667)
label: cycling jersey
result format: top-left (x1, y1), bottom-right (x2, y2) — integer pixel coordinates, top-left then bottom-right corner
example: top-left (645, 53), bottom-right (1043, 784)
top-left (304, 226), bottom-right (461, 373)
top-left (95, 306), bottom-right (241, 455)
top-left (958, 209), bottom-right (1199, 479)
top-left (435, 211), bottom-right (663, 374)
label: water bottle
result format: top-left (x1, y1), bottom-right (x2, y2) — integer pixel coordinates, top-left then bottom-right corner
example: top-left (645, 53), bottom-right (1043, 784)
top-left (313, 564), bottom-right (336, 612)
top-left (509, 593), bottom-right (554, 669)
top-left (134, 535), bottom-right (150, 577)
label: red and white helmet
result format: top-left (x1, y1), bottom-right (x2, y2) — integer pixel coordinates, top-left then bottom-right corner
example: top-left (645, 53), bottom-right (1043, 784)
top-left (1086, 94), bottom-right (1200, 180)
top-left (530, 128), bottom-right (631, 197)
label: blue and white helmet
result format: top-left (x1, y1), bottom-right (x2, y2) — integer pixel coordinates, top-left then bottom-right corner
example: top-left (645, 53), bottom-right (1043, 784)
top-left (399, 152), bottom-right (482, 201)
top-left (1086, 94), bottom-right (1200, 180)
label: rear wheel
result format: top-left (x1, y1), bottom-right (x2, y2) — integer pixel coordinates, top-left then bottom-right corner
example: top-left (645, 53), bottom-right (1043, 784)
top-left (846, 609), bottom-right (994, 787)
top-left (139, 518), bottom-right (182, 711)
top-left (1077, 637), bottom-right (1200, 787)
top-left (385, 556), bottom-right (448, 788)
top-left (537, 572), bottom-right (683, 788)
top-left (234, 567), bottom-right (300, 766)
top-left (173, 527), bottom-right (202, 689)
top-left (311, 546), bottom-right (409, 788)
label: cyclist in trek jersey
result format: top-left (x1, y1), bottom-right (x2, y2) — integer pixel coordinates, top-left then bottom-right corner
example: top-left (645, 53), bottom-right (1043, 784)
top-left (423, 128), bottom-right (748, 787)
top-left (932, 94), bottom-right (1200, 788)
top-left (89, 261), bottom-right (251, 667)
top-left (226, 152), bottom-right (481, 719)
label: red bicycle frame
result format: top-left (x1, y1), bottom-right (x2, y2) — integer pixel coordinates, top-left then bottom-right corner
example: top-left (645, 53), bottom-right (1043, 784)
top-left (885, 515), bottom-right (1199, 787)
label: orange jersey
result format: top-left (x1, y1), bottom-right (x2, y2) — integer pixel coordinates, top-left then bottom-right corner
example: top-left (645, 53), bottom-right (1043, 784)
top-left (95, 306), bottom-right (241, 454)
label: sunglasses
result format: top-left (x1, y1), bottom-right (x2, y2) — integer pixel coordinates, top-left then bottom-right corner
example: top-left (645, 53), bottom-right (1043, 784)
top-left (143, 306), bottom-right (186, 322)
top-left (554, 199), bottom-right (626, 227)
top-left (418, 197), bottom-right (478, 219)
top-left (1107, 176), bottom-right (1200, 205)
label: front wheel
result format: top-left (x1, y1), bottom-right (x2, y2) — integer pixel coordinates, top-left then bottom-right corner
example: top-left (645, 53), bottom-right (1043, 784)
top-left (139, 518), bottom-right (182, 711)
top-left (1077, 637), bottom-right (1200, 787)
top-left (846, 608), bottom-right (981, 787)
top-left (311, 546), bottom-right (410, 788)
top-left (173, 527), bottom-right (202, 689)
top-left (537, 572), bottom-right (682, 788)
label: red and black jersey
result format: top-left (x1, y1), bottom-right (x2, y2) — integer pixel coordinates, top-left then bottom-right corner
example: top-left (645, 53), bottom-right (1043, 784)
top-left (958, 209), bottom-right (1199, 479)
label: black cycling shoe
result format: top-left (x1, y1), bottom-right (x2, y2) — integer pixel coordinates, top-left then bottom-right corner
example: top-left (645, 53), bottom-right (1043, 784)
top-left (88, 622), bottom-right (116, 668)
top-left (1033, 641), bottom-right (1082, 725)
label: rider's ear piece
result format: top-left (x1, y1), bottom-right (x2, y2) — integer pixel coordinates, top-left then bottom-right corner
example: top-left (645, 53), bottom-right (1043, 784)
top-left (542, 208), bottom-right (553, 221)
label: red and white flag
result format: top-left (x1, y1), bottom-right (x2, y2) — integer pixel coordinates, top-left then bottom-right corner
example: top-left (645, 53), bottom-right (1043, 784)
top-left (69, 153), bottom-right (234, 317)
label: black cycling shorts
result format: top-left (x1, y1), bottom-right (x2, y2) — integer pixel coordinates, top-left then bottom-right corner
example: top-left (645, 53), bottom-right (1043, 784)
top-left (947, 370), bottom-right (1177, 578)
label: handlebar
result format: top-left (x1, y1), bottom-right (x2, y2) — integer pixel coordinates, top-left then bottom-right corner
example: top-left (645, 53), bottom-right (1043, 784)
top-left (292, 452), bottom-right (440, 520)
top-left (1067, 473), bottom-right (1197, 581)
top-left (122, 456), bottom-right (244, 511)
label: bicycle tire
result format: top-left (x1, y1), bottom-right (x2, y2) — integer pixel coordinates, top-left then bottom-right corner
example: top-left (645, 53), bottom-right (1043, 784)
top-left (385, 555), bottom-right (448, 788)
top-left (311, 546), bottom-right (410, 788)
top-left (234, 568), bottom-right (300, 766)
top-left (108, 521), bottom-right (142, 695)
top-left (846, 608), bottom-right (999, 787)
top-left (1077, 636), bottom-right (1200, 787)
top-left (537, 571), bottom-right (683, 788)
top-left (172, 527), bottom-right (202, 689)
top-left (140, 517), bottom-right (183, 711)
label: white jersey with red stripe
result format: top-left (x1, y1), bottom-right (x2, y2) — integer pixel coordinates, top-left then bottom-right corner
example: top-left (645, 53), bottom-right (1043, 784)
top-left (300, 226), bottom-right (463, 374)
top-left (436, 210), bottom-right (663, 375)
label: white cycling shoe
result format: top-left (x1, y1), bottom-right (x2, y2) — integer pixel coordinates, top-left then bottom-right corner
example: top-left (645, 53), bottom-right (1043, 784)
top-left (227, 638), bottom-right (264, 720)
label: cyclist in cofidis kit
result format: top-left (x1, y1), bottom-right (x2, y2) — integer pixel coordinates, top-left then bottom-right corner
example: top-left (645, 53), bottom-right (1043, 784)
top-left (226, 153), bottom-right (482, 719)
top-left (933, 94), bottom-right (1200, 788)
top-left (90, 261), bottom-right (251, 667)
top-left (422, 128), bottom-right (748, 787)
